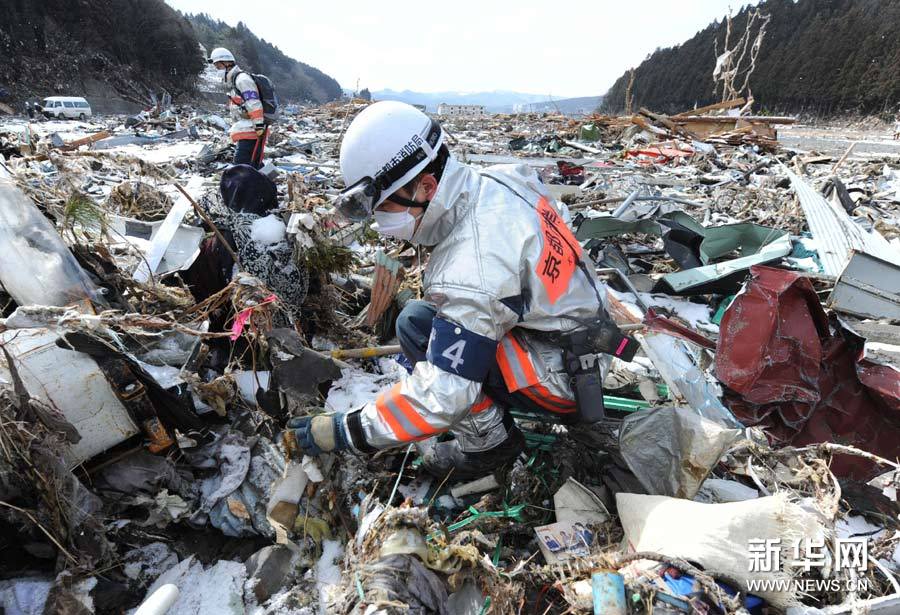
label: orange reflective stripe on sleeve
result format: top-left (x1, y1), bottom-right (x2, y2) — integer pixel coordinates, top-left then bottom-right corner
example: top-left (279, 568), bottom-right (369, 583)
top-left (375, 385), bottom-right (412, 441)
top-left (231, 131), bottom-right (258, 142)
top-left (375, 383), bottom-right (441, 442)
top-left (247, 108), bottom-right (264, 120)
top-left (496, 334), bottom-right (539, 392)
top-left (391, 387), bottom-right (438, 438)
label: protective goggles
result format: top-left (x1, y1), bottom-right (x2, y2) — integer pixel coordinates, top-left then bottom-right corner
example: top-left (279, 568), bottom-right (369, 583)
top-left (334, 119), bottom-right (442, 221)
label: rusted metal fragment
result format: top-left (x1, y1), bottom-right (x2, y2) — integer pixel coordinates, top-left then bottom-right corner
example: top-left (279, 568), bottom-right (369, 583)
top-left (716, 265), bottom-right (900, 479)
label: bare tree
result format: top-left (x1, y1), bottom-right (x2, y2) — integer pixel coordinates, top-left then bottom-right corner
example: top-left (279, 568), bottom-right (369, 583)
top-left (624, 69), bottom-right (636, 115)
top-left (713, 8), bottom-right (771, 103)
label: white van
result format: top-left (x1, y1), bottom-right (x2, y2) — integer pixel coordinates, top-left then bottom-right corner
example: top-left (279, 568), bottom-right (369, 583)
top-left (40, 96), bottom-right (93, 120)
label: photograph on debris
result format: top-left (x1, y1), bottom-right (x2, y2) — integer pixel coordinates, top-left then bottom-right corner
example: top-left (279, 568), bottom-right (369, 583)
top-left (1, 0), bottom-right (899, 614)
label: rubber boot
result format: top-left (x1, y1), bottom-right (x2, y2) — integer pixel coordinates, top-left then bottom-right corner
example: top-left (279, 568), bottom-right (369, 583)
top-left (419, 424), bottom-right (526, 482)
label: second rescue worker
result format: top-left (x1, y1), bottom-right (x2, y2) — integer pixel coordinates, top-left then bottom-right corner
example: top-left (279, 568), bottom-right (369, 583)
top-left (208, 47), bottom-right (268, 168)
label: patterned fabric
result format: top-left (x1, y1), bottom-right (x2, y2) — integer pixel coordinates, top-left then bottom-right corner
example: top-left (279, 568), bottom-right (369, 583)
top-left (229, 212), bottom-right (308, 320)
top-left (202, 191), bottom-right (308, 323)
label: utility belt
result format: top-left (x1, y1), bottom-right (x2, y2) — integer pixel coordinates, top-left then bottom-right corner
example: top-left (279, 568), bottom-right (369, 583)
top-left (553, 319), bottom-right (640, 423)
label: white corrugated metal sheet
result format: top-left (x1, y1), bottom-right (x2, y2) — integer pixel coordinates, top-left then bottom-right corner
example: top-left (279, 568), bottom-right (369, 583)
top-left (787, 170), bottom-right (900, 276)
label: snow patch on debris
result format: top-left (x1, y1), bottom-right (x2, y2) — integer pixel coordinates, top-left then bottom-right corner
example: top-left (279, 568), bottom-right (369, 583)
top-left (315, 540), bottom-right (344, 615)
top-left (250, 215), bottom-right (287, 246)
top-left (108, 142), bottom-right (208, 164)
top-left (607, 287), bottom-right (718, 333)
top-left (0, 577), bottom-right (52, 615)
top-left (139, 556), bottom-right (246, 615)
top-left (325, 359), bottom-right (406, 413)
top-left (249, 587), bottom-right (316, 615)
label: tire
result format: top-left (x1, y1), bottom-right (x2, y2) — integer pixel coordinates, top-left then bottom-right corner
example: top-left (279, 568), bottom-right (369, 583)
top-left (78, 113), bottom-right (86, 120)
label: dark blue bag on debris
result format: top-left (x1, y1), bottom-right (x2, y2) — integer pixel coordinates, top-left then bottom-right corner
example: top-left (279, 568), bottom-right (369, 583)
top-left (220, 164), bottom-right (277, 216)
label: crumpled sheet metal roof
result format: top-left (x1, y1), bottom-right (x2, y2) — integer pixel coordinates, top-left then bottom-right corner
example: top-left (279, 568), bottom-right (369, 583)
top-left (787, 169), bottom-right (900, 276)
top-left (716, 266), bottom-right (900, 479)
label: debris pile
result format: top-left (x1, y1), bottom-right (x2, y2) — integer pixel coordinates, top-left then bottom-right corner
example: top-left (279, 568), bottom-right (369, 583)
top-left (0, 99), bottom-right (898, 615)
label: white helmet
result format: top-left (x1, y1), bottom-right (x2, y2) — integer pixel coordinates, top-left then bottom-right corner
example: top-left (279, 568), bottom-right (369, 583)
top-left (336, 101), bottom-right (444, 220)
top-left (209, 47), bottom-right (235, 64)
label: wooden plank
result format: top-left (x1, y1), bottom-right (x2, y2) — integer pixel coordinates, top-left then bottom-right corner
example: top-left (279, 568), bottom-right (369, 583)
top-left (639, 107), bottom-right (702, 140)
top-left (675, 115), bottom-right (796, 124)
top-left (673, 120), bottom-right (727, 140)
top-left (735, 119), bottom-right (777, 139)
top-left (630, 115), bottom-right (669, 136)
top-left (672, 98), bottom-right (745, 117)
top-left (57, 131), bottom-right (112, 151)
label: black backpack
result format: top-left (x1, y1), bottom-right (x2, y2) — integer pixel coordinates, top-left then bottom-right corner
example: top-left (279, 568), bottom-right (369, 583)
top-left (237, 71), bottom-right (280, 124)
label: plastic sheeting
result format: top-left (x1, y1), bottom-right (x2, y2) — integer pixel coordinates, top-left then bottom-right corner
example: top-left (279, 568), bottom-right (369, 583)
top-left (639, 332), bottom-right (742, 428)
top-left (618, 406), bottom-right (741, 499)
top-left (717, 266), bottom-right (900, 479)
top-left (617, 492), bottom-right (824, 610)
top-left (0, 178), bottom-right (101, 307)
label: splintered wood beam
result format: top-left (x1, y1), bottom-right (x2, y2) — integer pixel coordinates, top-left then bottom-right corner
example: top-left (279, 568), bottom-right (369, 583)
top-left (672, 98), bottom-right (746, 117)
top-left (58, 131), bottom-right (112, 151)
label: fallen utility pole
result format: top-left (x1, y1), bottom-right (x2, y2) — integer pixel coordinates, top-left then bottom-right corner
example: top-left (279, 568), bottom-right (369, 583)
top-left (57, 131), bottom-right (112, 151)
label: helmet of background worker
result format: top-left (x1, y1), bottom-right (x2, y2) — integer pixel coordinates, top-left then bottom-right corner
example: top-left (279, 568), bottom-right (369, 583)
top-left (336, 101), bottom-right (444, 221)
top-left (208, 47), bottom-right (236, 65)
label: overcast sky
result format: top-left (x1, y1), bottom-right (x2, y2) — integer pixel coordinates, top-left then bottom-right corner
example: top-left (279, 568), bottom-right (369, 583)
top-left (165, 0), bottom-right (757, 98)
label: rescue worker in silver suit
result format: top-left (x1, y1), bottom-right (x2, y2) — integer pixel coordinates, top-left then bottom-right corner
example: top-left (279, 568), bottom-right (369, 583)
top-left (288, 101), bottom-right (614, 479)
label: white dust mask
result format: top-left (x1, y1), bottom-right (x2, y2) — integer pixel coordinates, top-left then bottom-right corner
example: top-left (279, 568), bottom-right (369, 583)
top-left (372, 209), bottom-right (422, 240)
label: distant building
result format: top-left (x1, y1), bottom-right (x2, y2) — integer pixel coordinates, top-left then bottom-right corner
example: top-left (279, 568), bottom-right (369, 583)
top-left (437, 103), bottom-right (486, 117)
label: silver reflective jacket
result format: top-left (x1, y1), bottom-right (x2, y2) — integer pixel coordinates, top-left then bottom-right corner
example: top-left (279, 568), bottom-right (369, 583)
top-left (347, 157), bottom-right (610, 451)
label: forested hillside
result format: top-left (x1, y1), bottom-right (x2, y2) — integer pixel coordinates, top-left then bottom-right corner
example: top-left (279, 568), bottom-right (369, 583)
top-left (604, 0), bottom-right (900, 116)
top-left (187, 14), bottom-right (342, 104)
top-left (0, 0), bottom-right (202, 106)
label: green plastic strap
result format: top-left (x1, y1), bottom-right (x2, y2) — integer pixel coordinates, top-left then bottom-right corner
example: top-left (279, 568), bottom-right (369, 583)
top-left (602, 395), bottom-right (651, 412)
top-left (446, 503), bottom-right (527, 533)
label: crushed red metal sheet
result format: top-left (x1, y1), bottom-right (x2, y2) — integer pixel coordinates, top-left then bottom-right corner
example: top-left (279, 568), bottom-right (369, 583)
top-left (556, 160), bottom-right (584, 177)
top-left (716, 266), bottom-right (900, 479)
top-left (716, 266), bottom-right (827, 405)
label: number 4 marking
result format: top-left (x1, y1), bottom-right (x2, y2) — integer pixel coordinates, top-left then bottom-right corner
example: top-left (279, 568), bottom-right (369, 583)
top-left (442, 340), bottom-right (467, 371)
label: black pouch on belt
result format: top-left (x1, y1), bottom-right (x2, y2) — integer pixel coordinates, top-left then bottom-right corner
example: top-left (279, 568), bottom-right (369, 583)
top-left (559, 319), bottom-right (640, 423)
